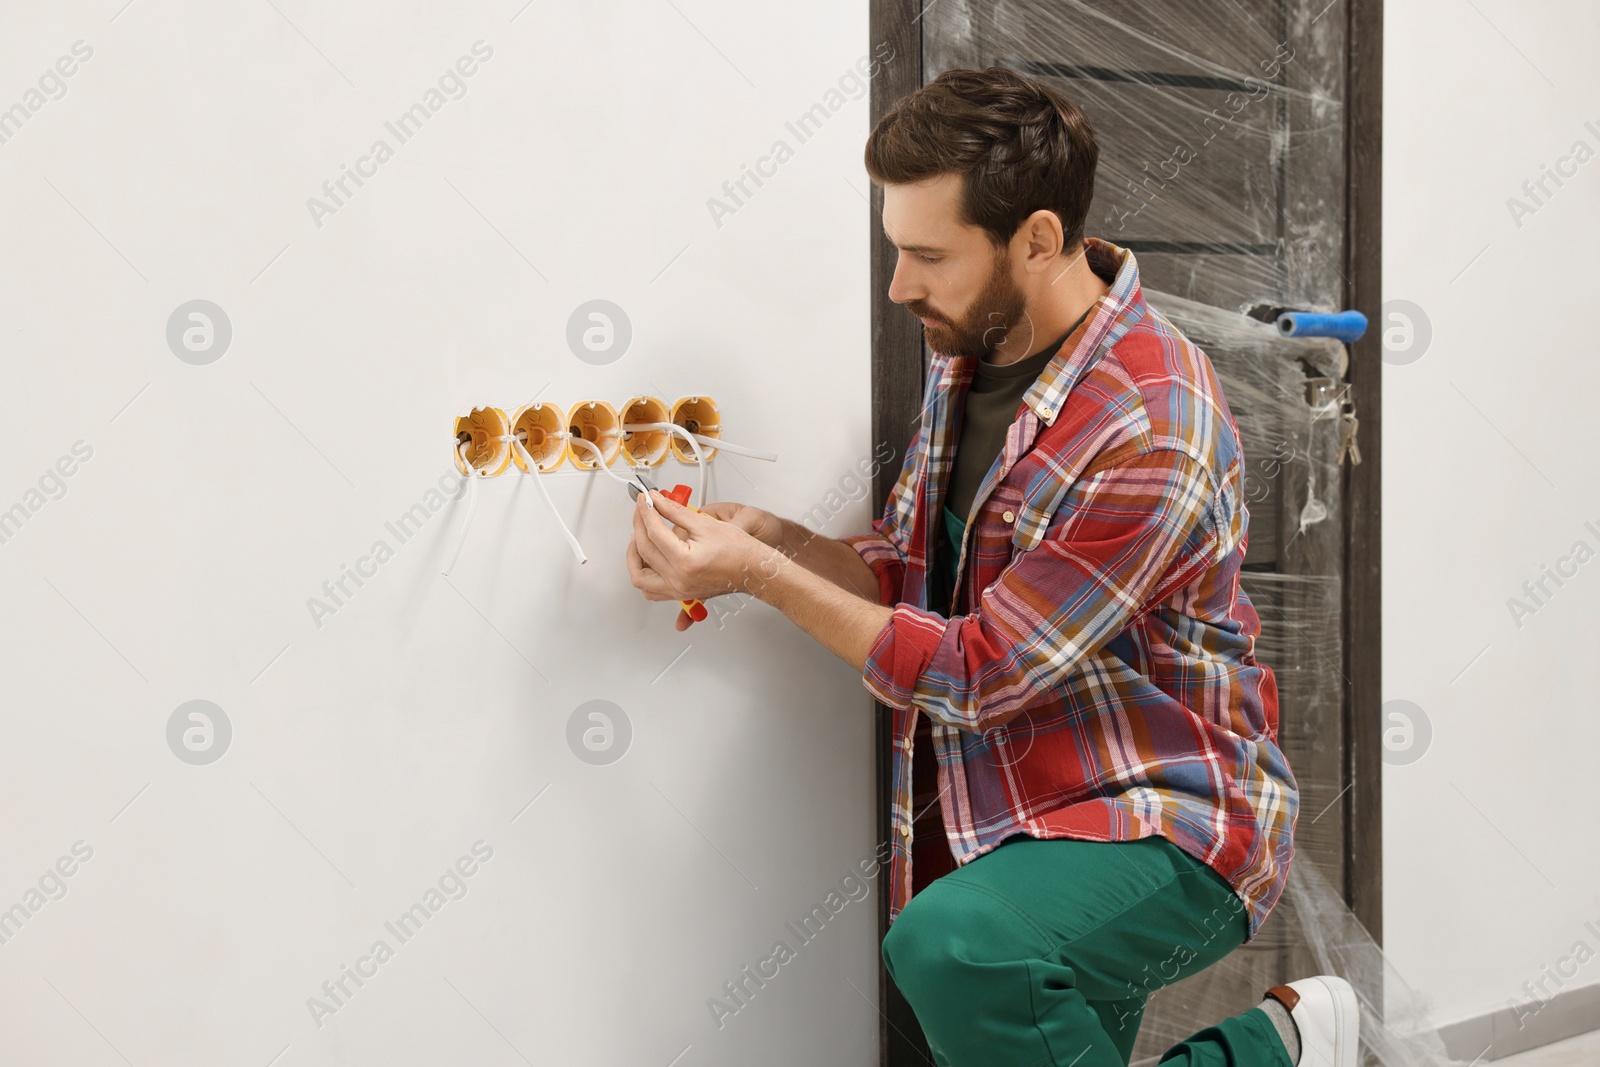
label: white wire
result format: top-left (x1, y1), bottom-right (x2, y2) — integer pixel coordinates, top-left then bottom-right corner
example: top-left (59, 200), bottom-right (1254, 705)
top-left (512, 437), bottom-right (588, 565)
top-left (621, 421), bottom-right (708, 506)
top-left (442, 439), bottom-right (482, 576)
top-left (567, 435), bottom-right (641, 490)
top-left (690, 432), bottom-right (776, 462)
top-left (445, 418), bottom-right (749, 574)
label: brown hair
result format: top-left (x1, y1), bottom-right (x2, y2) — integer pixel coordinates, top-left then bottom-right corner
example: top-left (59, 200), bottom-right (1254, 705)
top-left (864, 66), bottom-right (1099, 253)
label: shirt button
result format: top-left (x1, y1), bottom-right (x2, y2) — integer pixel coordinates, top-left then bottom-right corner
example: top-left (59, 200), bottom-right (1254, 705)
top-left (1002, 510), bottom-right (1015, 523)
top-left (899, 823), bottom-right (912, 838)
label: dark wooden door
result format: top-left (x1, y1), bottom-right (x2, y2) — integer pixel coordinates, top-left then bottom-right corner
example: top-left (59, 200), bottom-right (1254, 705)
top-left (867, 2), bottom-right (1382, 1063)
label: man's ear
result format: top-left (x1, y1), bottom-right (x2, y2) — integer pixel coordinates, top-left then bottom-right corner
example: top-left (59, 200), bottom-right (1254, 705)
top-left (1019, 209), bottom-right (1066, 271)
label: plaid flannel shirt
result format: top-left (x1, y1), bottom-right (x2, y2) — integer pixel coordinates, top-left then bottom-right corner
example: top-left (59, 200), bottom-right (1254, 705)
top-left (841, 238), bottom-right (1298, 942)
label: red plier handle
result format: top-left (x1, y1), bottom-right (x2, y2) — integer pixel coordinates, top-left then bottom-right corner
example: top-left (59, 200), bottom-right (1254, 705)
top-left (659, 483), bottom-right (710, 624)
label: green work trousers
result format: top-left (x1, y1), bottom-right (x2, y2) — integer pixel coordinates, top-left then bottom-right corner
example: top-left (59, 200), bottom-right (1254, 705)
top-left (881, 834), bottom-right (1294, 1067)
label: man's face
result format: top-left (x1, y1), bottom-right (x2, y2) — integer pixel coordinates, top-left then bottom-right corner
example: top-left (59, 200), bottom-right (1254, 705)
top-left (881, 173), bottom-right (1031, 358)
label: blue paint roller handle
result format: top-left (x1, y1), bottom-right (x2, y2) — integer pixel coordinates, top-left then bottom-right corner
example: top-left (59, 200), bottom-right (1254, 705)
top-left (1275, 309), bottom-right (1368, 343)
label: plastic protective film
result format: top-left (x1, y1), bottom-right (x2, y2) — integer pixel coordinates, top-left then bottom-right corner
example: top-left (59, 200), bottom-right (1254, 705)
top-left (915, 2), bottom-right (1464, 1064)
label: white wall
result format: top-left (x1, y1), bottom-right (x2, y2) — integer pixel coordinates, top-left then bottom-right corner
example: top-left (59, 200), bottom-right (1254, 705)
top-left (1385, 0), bottom-right (1600, 1034)
top-left (0, 2), bottom-right (886, 1064)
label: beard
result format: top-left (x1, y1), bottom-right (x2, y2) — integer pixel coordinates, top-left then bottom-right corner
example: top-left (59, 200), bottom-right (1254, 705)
top-left (911, 244), bottom-right (1031, 358)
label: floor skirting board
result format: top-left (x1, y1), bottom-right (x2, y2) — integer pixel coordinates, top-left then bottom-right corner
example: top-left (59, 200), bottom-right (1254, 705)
top-left (1437, 980), bottom-right (1600, 1062)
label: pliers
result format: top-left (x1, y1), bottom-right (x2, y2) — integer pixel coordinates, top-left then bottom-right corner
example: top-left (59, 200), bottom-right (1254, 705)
top-left (627, 468), bottom-right (710, 625)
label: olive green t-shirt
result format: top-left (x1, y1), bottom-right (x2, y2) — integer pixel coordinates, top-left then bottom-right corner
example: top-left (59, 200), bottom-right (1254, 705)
top-left (931, 303), bottom-right (1099, 615)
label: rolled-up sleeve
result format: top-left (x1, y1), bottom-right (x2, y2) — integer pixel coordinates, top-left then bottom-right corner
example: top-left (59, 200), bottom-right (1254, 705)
top-left (839, 522), bottom-right (908, 608)
top-left (859, 448), bottom-right (1224, 732)
top-left (838, 421), bottom-right (924, 608)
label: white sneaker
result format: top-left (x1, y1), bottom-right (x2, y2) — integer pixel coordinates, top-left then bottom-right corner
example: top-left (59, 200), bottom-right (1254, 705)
top-left (1263, 975), bottom-right (1360, 1067)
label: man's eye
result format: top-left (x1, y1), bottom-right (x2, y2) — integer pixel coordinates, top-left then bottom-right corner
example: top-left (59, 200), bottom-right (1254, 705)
top-left (919, 254), bottom-right (940, 264)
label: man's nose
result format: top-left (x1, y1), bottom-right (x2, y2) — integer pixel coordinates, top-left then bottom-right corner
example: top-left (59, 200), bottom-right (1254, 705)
top-left (888, 258), bottom-right (921, 307)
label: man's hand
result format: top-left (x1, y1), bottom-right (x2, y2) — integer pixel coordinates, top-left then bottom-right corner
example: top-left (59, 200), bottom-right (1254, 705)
top-left (692, 500), bottom-right (783, 548)
top-left (626, 489), bottom-right (895, 664)
top-left (626, 490), bottom-right (780, 630)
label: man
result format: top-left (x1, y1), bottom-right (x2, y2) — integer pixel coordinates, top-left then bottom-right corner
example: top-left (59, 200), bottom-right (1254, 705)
top-left (627, 66), bottom-right (1358, 1067)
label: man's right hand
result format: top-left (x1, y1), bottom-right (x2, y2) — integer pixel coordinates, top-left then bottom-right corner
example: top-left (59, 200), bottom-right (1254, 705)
top-left (659, 499), bottom-right (881, 605)
top-left (644, 499), bottom-right (783, 629)
top-left (683, 500), bottom-right (783, 550)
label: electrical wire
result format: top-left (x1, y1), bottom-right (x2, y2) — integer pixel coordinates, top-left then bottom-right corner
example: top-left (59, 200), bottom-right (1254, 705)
top-left (512, 435), bottom-right (587, 565)
top-left (446, 417), bottom-right (773, 574)
top-left (621, 421), bottom-right (711, 506)
top-left (567, 434), bottom-right (641, 490)
top-left (690, 432), bottom-right (777, 462)
top-left (442, 438), bottom-right (483, 577)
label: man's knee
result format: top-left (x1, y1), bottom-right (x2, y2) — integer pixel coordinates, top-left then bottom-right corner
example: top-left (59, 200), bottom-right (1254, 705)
top-left (881, 881), bottom-right (1037, 1001)
top-left (883, 884), bottom-right (964, 995)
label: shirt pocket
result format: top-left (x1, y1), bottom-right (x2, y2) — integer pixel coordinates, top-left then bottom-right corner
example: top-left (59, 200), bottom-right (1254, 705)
top-left (1011, 476), bottom-right (1071, 553)
top-left (966, 482), bottom-right (1027, 587)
